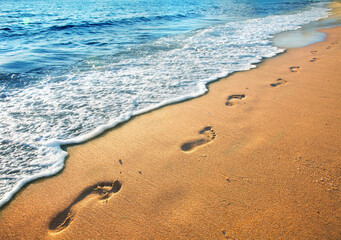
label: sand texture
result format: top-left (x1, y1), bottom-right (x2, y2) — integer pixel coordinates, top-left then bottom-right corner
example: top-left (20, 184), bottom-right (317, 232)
top-left (1, 22), bottom-right (341, 240)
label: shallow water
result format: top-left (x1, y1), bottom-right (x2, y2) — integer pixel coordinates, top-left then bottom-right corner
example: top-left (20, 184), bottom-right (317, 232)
top-left (0, 0), bottom-right (332, 207)
top-left (273, 14), bottom-right (341, 48)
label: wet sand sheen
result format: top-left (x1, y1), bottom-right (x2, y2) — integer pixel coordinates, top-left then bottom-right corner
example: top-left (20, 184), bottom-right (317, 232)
top-left (0, 7), bottom-right (341, 240)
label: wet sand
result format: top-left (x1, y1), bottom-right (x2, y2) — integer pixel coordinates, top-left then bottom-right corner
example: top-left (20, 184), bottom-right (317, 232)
top-left (1, 7), bottom-right (341, 240)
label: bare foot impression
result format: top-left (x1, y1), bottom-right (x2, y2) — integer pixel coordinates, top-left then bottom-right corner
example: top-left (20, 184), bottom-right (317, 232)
top-left (310, 57), bottom-right (319, 62)
top-left (181, 126), bottom-right (216, 152)
top-left (49, 180), bottom-right (122, 233)
top-left (327, 41), bottom-right (338, 49)
top-left (311, 50), bottom-right (318, 55)
top-left (290, 66), bottom-right (300, 72)
top-left (225, 94), bottom-right (245, 106)
top-left (270, 78), bottom-right (287, 87)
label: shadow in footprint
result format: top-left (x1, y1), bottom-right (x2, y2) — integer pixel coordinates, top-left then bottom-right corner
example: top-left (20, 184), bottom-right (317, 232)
top-left (225, 94), bottom-right (245, 106)
top-left (327, 41), bottom-right (338, 49)
top-left (181, 126), bottom-right (216, 152)
top-left (310, 57), bottom-right (319, 62)
top-left (290, 66), bottom-right (300, 72)
top-left (311, 50), bottom-right (318, 55)
top-left (49, 180), bottom-right (122, 233)
top-left (270, 78), bottom-right (287, 87)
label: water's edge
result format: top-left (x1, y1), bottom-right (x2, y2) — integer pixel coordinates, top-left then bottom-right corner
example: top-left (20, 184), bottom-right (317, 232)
top-left (0, 3), bottom-right (334, 210)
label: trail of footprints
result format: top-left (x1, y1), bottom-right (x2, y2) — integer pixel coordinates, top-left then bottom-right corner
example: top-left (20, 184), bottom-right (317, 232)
top-left (181, 94), bottom-right (246, 152)
top-left (326, 41), bottom-right (338, 49)
top-left (270, 64), bottom-right (301, 87)
top-left (310, 50), bottom-right (320, 62)
top-left (49, 44), bottom-right (331, 233)
top-left (181, 93), bottom-right (246, 152)
top-left (49, 180), bottom-right (121, 233)
top-left (274, 46), bottom-right (326, 86)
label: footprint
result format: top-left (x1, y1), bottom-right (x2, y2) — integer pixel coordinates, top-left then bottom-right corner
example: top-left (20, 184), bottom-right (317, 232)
top-left (290, 66), bottom-right (300, 72)
top-left (310, 57), bottom-right (319, 62)
top-left (270, 78), bottom-right (287, 87)
top-left (326, 42), bottom-right (337, 49)
top-left (49, 180), bottom-right (122, 233)
top-left (181, 126), bottom-right (216, 152)
top-left (327, 41), bottom-right (338, 49)
top-left (311, 50), bottom-right (318, 55)
top-left (225, 94), bottom-right (245, 106)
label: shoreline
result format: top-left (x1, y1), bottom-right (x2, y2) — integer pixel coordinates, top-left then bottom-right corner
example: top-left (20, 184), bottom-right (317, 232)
top-left (0, 1), bottom-right (334, 210)
top-left (1, 5), bottom-right (341, 240)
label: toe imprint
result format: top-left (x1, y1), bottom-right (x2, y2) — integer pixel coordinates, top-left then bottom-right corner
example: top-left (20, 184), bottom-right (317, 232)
top-left (181, 126), bottom-right (216, 152)
top-left (225, 94), bottom-right (245, 106)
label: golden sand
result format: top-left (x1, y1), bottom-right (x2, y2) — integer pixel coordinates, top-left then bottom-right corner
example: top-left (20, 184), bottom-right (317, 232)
top-left (0, 9), bottom-right (340, 240)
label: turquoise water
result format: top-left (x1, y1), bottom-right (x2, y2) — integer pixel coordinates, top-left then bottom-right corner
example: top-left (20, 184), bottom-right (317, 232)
top-left (0, 0), bottom-right (332, 208)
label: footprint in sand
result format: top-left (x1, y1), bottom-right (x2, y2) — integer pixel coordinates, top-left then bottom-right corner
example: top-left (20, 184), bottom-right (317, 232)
top-left (49, 180), bottom-right (122, 233)
top-left (311, 50), bottom-right (318, 55)
top-left (225, 94), bottom-right (245, 106)
top-left (270, 78), bottom-right (287, 87)
top-left (181, 126), bottom-right (216, 152)
top-left (310, 57), bottom-right (319, 62)
top-left (327, 41), bottom-right (338, 49)
top-left (290, 66), bottom-right (300, 72)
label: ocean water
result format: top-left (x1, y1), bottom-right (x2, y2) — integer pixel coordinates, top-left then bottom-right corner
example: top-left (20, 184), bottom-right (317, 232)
top-left (0, 0), bottom-right (331, 207)
top-left (273, 12), bottom-right (341, 48)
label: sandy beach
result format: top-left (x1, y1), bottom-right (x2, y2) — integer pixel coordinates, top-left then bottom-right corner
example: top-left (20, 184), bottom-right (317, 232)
top-left (1, 4), bottom-right (341, 240)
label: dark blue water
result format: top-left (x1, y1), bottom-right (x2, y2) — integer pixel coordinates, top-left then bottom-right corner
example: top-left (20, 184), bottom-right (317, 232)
top-left (0, 0), bottom-right (329, 84)
top-left (0, 0), bottom-right (331, 208)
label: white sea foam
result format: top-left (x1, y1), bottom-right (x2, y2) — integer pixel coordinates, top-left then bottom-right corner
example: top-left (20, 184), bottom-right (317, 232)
top-left (0, 4), bottom-right (330, 207)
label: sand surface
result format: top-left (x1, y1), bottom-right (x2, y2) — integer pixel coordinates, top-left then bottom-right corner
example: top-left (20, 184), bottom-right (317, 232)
top-left (1, 8), bottom-right (341, 240)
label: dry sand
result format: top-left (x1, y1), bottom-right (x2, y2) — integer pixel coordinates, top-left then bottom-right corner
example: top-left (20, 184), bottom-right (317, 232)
top-left (1, 6), bottom-right (341, 240)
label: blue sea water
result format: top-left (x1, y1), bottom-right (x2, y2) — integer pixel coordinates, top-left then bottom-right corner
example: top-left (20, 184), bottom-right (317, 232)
top-left (0, 0), bottom-right (332, 207)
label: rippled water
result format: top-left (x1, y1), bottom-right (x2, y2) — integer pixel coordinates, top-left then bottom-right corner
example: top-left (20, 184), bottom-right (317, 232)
top-left (0, 0), bottom-right (331, 207)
